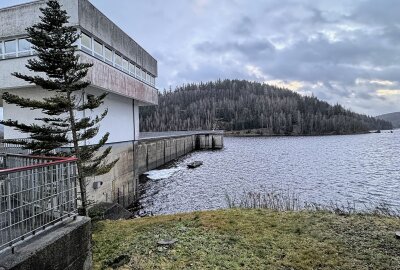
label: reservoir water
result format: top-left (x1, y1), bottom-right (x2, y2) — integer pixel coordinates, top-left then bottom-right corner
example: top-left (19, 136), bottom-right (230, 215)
top-left (138, 130), bottom-right (399, 215)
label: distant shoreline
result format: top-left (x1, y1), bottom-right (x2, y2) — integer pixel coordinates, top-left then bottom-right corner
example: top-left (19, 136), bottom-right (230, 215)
top-left (224, 129), bottom-right (394, 137)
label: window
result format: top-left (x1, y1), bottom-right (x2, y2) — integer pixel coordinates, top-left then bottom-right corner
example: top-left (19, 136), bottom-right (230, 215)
top-left (104, 46), bottom-right (113, 65)
top-left (4, 40), bottom-right (17, 58)
top-left (122, 59), bottom-right (128, 72)
top-left (129, 63), bottom-right (135, 76)
top-left (135, 66), bottom-right (140, 78)
top-left (94, 40), bottom-right (103, 59)
top-left (114, 54), bottom-right (122, 69)
top-left (18, 38), bottom-right (31, 56)
top-left (81, 33), bottom-right (92, 53)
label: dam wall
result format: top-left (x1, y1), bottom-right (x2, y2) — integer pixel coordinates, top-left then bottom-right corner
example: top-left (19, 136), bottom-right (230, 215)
top-left (86, 131), bottom-right (223, 207)
top-left (137, 132), bottom-right (223, 174)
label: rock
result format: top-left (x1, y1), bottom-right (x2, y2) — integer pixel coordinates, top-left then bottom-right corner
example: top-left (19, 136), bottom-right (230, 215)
top-left (88, 202), bottom-right (133, 221)
top-left (157, 239), bottom-right (178, 246)
top-left (396, 231), bottom-right (400, 239)
top-left (187, 161), bottom-right (203, 169)
top-left (105, 254), bottom-right (130, 268)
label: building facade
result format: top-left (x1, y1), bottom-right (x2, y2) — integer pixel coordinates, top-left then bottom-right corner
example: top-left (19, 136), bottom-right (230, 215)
top-left (0, 0), bottom-right (158, 206)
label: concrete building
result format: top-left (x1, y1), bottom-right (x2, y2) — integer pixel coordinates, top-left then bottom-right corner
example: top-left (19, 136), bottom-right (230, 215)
top-left (0, 0), bottom-right (158, 206)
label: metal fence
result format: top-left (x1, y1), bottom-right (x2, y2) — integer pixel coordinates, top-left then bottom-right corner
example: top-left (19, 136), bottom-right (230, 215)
top-left (0, 153), bottom-right (78, 252)
top-left (0, 139), bottom-right (32, 155)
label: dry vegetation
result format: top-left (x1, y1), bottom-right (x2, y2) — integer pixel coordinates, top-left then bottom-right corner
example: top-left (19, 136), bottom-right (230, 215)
top-left (92, 209), bottom-right (400, 269)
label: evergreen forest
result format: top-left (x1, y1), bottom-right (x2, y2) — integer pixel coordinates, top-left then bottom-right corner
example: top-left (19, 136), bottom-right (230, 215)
top-left (140, 79), bottom-right (392, 135)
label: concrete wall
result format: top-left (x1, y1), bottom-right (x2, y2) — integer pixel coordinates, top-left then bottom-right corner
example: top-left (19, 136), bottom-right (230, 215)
top-left (0, 0), bottom-right (157, 77)
top-left (0, 53), bottom-right (158, 105)
top-left (85, 87), bottom-right (137, 143)
top-left (85, 141), bottom-right (138, 207)
top-left (2, 87), bottom-right (139, 144)
top-left (0, 216), bottom-right (92, 270)
top-left (0, 0), bottom-right (79, 39)
top-left (87, 133), bottom-right (223, 207)
top-left (3, 87), bottom-right (55, 140)
top-left (80, 53), bottom-right (158, 105)
top-left (77, 0), bottom-right (157, 76)
top-left (137, 133), bottom-right (223, 174)
top-left (0, 56), bottom-right (37, 90)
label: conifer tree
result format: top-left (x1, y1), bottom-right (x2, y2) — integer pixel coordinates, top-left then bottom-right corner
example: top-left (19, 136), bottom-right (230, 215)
top-left (1, 0), bottom-right (118, 215)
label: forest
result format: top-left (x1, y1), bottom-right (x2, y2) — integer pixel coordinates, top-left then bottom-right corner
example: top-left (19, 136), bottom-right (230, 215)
top-left (140, 79), bottom-right (392, 135)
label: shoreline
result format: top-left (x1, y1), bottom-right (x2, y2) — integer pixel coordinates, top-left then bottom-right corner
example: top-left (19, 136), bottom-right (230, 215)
top-left (224, 129), bottom-right (394, 137)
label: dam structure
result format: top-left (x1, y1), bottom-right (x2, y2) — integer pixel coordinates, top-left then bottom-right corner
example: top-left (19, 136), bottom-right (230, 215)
top-left (0, 1), bottom-right (223, 267)
top-left (0, 0), bottom-right (223, 209)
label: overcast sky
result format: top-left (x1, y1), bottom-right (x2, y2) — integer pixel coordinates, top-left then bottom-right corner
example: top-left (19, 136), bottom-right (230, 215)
top-left (1, 0), bottom-right (399, 116)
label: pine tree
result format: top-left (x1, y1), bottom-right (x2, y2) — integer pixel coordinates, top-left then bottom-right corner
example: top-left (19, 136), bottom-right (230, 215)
top-left (1, 0), bottom-right (118, 215)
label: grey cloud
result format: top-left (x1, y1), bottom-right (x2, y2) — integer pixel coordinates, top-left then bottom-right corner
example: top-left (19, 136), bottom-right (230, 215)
top-left (1, 0), bottom-right (399, 115)
top-left (233, 16), bottom-right (253, 37)
top-left (195, 39), bottom-right (275, 60)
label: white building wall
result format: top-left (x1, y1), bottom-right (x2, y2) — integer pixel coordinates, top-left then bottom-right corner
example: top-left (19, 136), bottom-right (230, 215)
top-left (133, 100), bottom-right (140, 140)
top-left (3, 86), bottom-right (136, 144)
top-left (85, 87), bottom-right (135, 144)
top-left (3, 87), bottom-right (54, 140)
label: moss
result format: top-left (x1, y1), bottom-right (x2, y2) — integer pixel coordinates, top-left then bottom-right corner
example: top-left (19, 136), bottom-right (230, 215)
top-left (92, 209), bottom-right (400, 270)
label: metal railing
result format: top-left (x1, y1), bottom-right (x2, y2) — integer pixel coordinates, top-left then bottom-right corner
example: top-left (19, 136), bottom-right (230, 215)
top-left (0, 139), bottom-right (32, 155)
top-left (0, 153), bottom-right (78, 252)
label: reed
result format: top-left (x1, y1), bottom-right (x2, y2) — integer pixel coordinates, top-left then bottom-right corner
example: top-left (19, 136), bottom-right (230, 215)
top-left (226, 190), bottom-right (400, 217)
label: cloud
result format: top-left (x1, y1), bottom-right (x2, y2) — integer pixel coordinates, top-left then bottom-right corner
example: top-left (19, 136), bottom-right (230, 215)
top-left (376, 89), bottom-right (400, 96)
top-left (0, 0), bottom-right (399, 115)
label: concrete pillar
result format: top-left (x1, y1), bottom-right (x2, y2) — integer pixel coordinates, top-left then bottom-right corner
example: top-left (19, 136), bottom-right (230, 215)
top-left (147, 142), bottom-right (157, 170)
top-left (164, 139), bottom-right (172, 163)
top-left (137, 143), bottom-right (147, 174)
top-left (212, 135), bottom-right (223, 149)
top-left (156, 140), bottom-right (165, 167)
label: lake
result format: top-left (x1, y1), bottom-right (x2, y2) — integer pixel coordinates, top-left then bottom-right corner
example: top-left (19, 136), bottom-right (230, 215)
top-left (137, 130), bottom-right (399, 215)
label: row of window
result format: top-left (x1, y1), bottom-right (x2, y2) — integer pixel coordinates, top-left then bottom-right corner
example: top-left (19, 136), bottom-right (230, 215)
top-left (80, 32), bottom-right (156, 87)
top-left (0, 34), bottom-right (156, 88)
top-left (0, 38), bottom-right (33, 59)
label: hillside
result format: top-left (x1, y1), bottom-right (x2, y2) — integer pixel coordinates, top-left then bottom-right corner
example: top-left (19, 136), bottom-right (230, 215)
top-left (376, 112), bottom-right (400, 128)
top-left (141, 80), bottom-right (391, 135)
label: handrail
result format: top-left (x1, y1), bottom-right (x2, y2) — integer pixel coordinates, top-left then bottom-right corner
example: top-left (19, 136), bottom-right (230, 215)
top-left (0, 153), bottom-right (78, 252)
top-left (0, 155), bottom-right (77, 175)
top-left (3, 153), bottom-right (73, 161)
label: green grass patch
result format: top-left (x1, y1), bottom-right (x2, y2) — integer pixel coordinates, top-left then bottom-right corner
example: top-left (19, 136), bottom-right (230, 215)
top-left (92, 209), bottom-right (400, 269)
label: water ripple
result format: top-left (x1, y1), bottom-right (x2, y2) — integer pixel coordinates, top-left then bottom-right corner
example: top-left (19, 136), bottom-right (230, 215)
top-left (138, 131), bottom-right (400, 215)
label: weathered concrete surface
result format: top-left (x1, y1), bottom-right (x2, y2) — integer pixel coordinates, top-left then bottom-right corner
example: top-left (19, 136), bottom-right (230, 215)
top-left (80, 53), bottom-right (158, 105)
top-left (0, 0), bottom-right (157, 77)
top-left (78, 0), bottom-right (157, 76)
top-left (81, 133), bottom-right (222, 208)
top-left (0, 0), bottom-right (79, 39)
top-left (0, 216), bottom-right (92, 270)
top-left (137, 132), bottom-right (224, 175)
top-left (86, 141), bottom-right (138, 207)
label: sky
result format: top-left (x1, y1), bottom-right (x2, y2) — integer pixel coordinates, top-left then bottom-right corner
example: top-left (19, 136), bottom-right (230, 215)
top-left (1, 0), bottom-right (400, 116)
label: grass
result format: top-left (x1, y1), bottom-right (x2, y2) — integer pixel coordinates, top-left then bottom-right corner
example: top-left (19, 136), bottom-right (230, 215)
top-left (92, 209), bottom-right (400, 269)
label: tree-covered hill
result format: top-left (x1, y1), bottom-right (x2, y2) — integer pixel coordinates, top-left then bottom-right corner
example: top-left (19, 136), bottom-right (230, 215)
top-left (140, 79), bottom-right (392, 135)
top-left (376, 112), bottom-right (400, 128)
